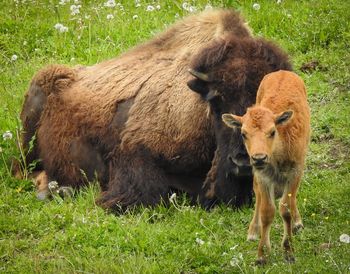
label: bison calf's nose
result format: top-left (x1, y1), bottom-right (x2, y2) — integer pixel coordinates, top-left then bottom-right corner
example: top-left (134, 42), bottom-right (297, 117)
top-left (251, 154), bottom-right (268, 167)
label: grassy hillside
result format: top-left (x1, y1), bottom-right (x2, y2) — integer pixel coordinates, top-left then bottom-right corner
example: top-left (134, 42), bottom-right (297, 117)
top-left (1, 0), bottom-right (349, 273)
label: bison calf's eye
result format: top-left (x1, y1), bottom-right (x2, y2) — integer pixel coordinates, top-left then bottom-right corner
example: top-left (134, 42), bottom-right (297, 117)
top-left (269, 130), bottom-right (276, 138)
top-left (241, 132), bottom-right (247, 140)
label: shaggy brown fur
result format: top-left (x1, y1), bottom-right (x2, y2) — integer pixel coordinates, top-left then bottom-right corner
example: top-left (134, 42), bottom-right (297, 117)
top-left (18, 9), bottom-right (291, 210)
top-left (222, 70), bottom-right (310, 264)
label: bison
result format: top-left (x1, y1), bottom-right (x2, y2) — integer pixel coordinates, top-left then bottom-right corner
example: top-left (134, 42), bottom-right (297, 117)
top-left (222, 70), bottom-right (310, 264)
top-left (17, 9), bottom-right (292, 211)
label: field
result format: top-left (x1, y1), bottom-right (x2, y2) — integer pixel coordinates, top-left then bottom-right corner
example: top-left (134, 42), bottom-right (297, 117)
top-left (1, 0), bottom-right (350, 273)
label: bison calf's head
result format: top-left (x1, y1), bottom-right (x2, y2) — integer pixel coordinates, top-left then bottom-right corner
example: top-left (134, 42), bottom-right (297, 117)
top-left (222, 108), bottom-right (293, 170)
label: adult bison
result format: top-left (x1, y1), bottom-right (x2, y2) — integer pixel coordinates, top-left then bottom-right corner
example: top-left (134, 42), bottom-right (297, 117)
top-left (17, 9), bottom-right (291, 211)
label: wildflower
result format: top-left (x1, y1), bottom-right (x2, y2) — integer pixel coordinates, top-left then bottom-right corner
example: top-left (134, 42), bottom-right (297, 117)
top-left (16, 187), bottom-right (23, 193)
top-left (2, 130), bottom-right (13, 140)
top-left (23, 41), bottom-right (27, 46)
top-left (104, 0), bottom-right (116, 8)
top-left (11, 55), bottom-right (18, 62)
top-left (288, 193), bottom-right (292, 197)
top-left (340, 234), bottom-right (350, 243)
top-left (106, 14), bottom-right (114, 20)
top-left (156, 4), bottom-right (160, 10)
top-left (54, 23), bottom-right (69, 33)
top-left (132, 14), bottom-right (138, 20)
top-left (54, 23), bottom-right (63, 30)
top-left (195, 237), bottom-right (204, 245)
top-left (70, 4), bottom-right (81, 15)
top-left (146, 5), bottom-right (155, 11)
top-left (277, 0), bottom-right (282, 3)
top-left (252, 3), bottom-right (260, 10)
top-left (287, 13), bottom-right (292, 18)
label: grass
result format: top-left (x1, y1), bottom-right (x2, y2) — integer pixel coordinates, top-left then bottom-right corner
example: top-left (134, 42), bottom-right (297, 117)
top-left (1, 0), bottom-right (350, 273)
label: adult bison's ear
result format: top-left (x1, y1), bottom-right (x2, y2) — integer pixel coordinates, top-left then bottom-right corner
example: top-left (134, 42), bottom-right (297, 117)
top-left (222, 113), bottom-right (242, 129)
top-left (275, 110), bottom-right (293, 125)
top-left (187, 69), bottom-right (218, 100)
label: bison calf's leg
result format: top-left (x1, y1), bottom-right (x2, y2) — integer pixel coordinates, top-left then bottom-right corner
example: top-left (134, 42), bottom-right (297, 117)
top-left (256, 183), bottom-right (275, 265)
top-left (289, 175), bottom-right (303, 233)
top-left (247, 178), bottom-right (261, 241)
top-left (279, 194), bottom-right (295, 263)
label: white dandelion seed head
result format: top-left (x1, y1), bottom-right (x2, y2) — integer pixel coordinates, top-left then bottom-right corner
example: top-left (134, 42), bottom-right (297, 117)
top-left (48, 181), bottom-right (59, 190)
top-left (132, 14), bottom-right (138, 20)
top-left (146, 5), bottom-right (155, 11)
top-left (340, 234), bottom-right (350, 244)
top-left (104, 0), bottom-right (116, 8)
top-left (60, 26), bottom-right (69, 33)
top-left (2, 131), bottom-right (13, 140)
top-left (106, 14), bottom-right (114, 20)
top-left (11, 55), bottom-right (18, 62)
top-left (182, 2), bottom-right (196, 13)
top-left (54, 23), bottom-right (63, 30)
top-left (70, 4), bottom-right (81, 15)
top-left (252, 3), bottom-right (260, 10)
top-left (195, 237), bottom-right (204, 245)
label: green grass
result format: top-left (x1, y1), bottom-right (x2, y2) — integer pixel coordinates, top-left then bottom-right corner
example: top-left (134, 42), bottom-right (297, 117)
top-left (1, 0), bottom-right (350, 273)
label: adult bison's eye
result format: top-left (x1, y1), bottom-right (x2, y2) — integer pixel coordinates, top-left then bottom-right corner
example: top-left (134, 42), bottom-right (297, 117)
top-left (269, 130), bottom-right (276, 138)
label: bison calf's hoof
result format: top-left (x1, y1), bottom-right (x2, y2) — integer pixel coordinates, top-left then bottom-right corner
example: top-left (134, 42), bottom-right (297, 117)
top-left (293, 223), bottom-right (304, 234)
top-left (255, 257), bottom-right (267, 266)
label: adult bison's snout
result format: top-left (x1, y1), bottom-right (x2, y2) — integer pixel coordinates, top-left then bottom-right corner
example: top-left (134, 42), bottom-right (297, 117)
top-left (228, 152), bottom-right (252, 176)
top-left (251, 153), bottom-right (268, 169)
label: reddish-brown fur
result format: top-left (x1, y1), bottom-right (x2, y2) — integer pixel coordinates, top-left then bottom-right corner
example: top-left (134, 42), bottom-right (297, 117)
top-left (222, 70), bottom-right (310, 264)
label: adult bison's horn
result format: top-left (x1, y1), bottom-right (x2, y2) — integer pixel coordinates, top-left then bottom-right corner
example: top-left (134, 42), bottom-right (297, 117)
top-left (188, 69), bottom-right (211, 82)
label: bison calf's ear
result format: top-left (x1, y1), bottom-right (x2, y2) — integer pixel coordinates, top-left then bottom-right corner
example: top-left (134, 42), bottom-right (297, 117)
top-left (222, 113), bottom-right (242, 129)
top-left (275, 110), bottom-right (293, 125)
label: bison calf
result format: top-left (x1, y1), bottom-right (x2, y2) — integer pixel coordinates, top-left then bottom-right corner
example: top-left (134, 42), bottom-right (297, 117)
top-left (222, 70), bottom-right (310, 264)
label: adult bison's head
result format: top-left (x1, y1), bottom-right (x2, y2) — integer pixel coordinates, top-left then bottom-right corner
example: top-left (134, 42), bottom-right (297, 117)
top-left (187, 34), bottom-right (292, 207)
